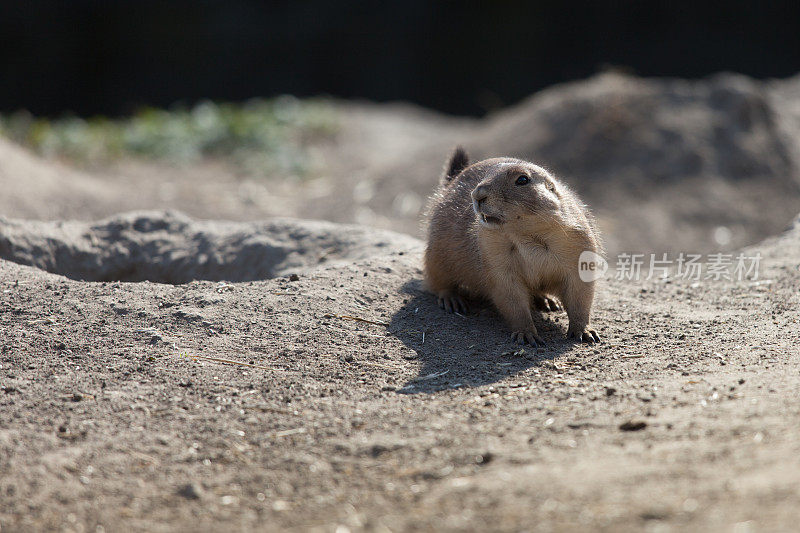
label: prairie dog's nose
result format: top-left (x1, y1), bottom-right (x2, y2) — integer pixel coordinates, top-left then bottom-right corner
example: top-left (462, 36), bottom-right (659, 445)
top-left (472, 185), bottom-right (489, 206)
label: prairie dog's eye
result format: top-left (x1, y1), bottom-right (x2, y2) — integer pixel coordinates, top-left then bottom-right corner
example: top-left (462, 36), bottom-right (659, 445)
top-left (515, 175), bottom-right (530, 186)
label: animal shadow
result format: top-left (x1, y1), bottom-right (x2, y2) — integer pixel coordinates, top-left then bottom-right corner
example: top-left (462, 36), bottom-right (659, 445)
top-left (388, 279), bottom-right (578, 394)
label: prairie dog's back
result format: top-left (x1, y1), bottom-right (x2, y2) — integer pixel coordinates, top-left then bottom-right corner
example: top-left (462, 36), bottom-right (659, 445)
top-left (424, 159), bottom-right (496, 295)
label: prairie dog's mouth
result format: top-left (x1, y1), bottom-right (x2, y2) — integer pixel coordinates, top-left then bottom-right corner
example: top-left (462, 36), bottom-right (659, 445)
top-left (473, 200), bottom-right (504, 228)
top-left (478, 212), bottom-right (504, 228)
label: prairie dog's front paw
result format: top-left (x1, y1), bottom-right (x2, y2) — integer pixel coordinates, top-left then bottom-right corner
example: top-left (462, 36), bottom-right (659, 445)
top-left (532, 295), bottom-right (561, 312)
top-left (437, 292), bottom-right (469, 314)
top-left (511, 329), bottom-right (545, 347)
top-left (567, 326), bottom-right (600, 343)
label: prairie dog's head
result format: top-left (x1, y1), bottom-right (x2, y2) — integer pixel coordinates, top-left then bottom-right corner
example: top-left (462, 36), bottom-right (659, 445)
top-left (470, 158), bottom-right (561, 230)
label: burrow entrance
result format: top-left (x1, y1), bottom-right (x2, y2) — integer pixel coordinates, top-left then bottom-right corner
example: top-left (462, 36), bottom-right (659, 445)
top-left (0, 211), bottom-right (421, 284)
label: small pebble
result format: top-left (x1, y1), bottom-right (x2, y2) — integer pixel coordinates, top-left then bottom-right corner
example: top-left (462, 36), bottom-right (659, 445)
top-left (475, 452), bottom-right (494, 465)
top-left (619, 420), bottom-right (647, 431)
top-left (177, 483), bottom-right (202, 500)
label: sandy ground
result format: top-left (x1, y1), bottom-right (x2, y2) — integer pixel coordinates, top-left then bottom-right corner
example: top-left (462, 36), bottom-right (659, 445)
top-left (2, 72), bottom-right (800, 532)
top-left (1, 211), bottom-right (799, 532)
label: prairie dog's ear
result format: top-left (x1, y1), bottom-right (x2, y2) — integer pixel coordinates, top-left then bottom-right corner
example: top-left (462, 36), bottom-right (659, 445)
top-left (442, 146), bottom-right (469, 183)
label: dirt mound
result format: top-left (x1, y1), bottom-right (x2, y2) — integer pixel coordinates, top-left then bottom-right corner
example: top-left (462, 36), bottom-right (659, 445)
top-left (0, 210), bottom-right (421, 283)
top-left (349, 73), bottom-right (800, 253)
top-left (484, 73), bottom-right (795, 185)
top-left (475, 72), bottom-right (800, 253)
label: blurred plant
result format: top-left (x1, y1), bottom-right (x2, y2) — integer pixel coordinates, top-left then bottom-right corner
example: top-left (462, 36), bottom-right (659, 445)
top-left (0, 96), bottom-right (338, 178)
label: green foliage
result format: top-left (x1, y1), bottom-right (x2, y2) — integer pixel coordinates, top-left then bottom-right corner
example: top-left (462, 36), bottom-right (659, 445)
top-left (0, 97), bottom-right (338, 177)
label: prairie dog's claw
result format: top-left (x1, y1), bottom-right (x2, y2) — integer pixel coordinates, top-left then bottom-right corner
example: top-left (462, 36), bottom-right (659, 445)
top-left (511, 330), bottom-right (545, 347)
top-left (533, 296), bottom-right (561, 312)
top-left (567, 328), bottom-right (600, 343)
top-left (438, 294), bottom-right (469, 315)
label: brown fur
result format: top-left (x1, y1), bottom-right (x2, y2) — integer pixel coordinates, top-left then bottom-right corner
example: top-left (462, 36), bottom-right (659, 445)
top-left (424, 148), bottom-right (602, 345)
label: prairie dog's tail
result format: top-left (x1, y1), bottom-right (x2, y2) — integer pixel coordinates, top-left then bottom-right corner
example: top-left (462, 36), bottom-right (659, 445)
top-left (441, 146), bottom-right (469, 184)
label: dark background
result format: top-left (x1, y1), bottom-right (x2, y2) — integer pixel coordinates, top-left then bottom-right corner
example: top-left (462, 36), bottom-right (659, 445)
top-left (2, 0), bottom-right (800, 118)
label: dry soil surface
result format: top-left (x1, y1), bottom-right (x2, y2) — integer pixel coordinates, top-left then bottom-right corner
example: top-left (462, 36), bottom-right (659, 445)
top-left (1, 211), bottom-right (799, 532)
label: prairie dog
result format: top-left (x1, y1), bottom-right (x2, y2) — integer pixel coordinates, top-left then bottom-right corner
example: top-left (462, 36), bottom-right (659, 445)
top-left (424, 147), bottom-right (601, 346)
